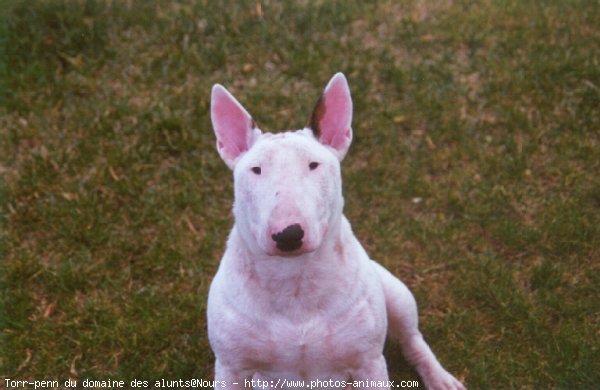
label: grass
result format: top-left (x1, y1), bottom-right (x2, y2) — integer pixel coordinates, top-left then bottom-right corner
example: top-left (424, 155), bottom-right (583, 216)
top-left (1, 0), bottom-right (599, 388)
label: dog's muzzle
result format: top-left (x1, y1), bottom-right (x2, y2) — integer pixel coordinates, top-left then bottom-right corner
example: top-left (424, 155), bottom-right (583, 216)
top-left (271, 224), bottom-right (304, 252)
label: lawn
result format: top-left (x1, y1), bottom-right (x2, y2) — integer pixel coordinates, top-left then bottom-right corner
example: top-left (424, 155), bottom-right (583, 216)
top-left (1, 0), bottom-right (599, 388)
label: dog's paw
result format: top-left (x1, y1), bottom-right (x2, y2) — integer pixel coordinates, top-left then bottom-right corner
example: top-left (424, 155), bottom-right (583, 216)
top-left (423, 369), bottom-right (466, 390)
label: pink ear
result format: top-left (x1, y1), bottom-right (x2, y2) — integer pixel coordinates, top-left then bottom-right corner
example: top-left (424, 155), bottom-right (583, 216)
top-left (307, 72), bottom-right (353, 160)
top-left (211, 84), bottom-right (257, 168)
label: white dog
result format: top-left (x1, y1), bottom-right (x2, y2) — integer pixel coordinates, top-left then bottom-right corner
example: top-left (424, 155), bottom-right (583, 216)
top-left (207, 73), bottom-right (465, 390)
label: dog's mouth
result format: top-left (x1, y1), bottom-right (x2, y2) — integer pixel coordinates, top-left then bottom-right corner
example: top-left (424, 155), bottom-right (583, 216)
top-left (265, 241), bottom-right (318, 258)
top-left (268, 246), bottom-right (316, 258)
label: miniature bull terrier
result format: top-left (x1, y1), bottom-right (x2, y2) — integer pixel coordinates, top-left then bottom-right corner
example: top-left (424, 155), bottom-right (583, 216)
top-left (207, 73), bottom-right (465, 390)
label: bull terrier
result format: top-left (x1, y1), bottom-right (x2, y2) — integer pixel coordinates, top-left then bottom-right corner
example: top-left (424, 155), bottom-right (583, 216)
top-left (207, 73), bottom-right (465, 390)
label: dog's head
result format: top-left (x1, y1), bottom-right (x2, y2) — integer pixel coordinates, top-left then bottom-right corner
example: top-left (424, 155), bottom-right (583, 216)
top-left (210, 73), bottom-right (353, 257)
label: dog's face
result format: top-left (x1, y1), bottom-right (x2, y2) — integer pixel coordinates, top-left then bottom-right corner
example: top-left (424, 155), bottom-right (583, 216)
top-left (211, 73), bottom-right (353, 257)
top-left (233, 130), bottom-right (342, 256)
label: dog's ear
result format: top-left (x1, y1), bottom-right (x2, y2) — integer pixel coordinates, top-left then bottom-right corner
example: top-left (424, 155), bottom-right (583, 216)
top-left (307, 72), bottom-right (353, 160)
top-left (211, 84), bottom-right (260, 169)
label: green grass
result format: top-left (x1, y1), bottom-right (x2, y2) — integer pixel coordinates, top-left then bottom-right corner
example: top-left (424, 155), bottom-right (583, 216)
top-left (1, 0), bottom-right (599, 388)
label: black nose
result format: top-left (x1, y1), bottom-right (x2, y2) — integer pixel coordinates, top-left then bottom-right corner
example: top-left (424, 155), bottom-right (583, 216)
top-left (271, 224), bottom-right (304, 252)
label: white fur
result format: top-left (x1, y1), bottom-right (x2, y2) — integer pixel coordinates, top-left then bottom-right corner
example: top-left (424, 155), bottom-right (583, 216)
top-left (207, 74), bottom-right (465, 390)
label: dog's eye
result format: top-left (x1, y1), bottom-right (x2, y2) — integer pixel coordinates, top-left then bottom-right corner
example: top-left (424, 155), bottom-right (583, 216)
top-left (309, 162), bottom-right (320, 170)
top-left (251, 166), bottom-right (261, 175)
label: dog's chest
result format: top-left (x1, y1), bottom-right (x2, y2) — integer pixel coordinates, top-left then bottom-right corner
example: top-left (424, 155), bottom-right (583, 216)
top-left (214, 276), bottom-right (387, 376)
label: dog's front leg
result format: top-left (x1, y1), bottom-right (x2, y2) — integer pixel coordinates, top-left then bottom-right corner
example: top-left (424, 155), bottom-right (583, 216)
top-left (350, 355), bottom-right (390, 390)
top-left (372, 261), bottom-right (465, 390)
top-left (214, 359), bottom-right (253, 390)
